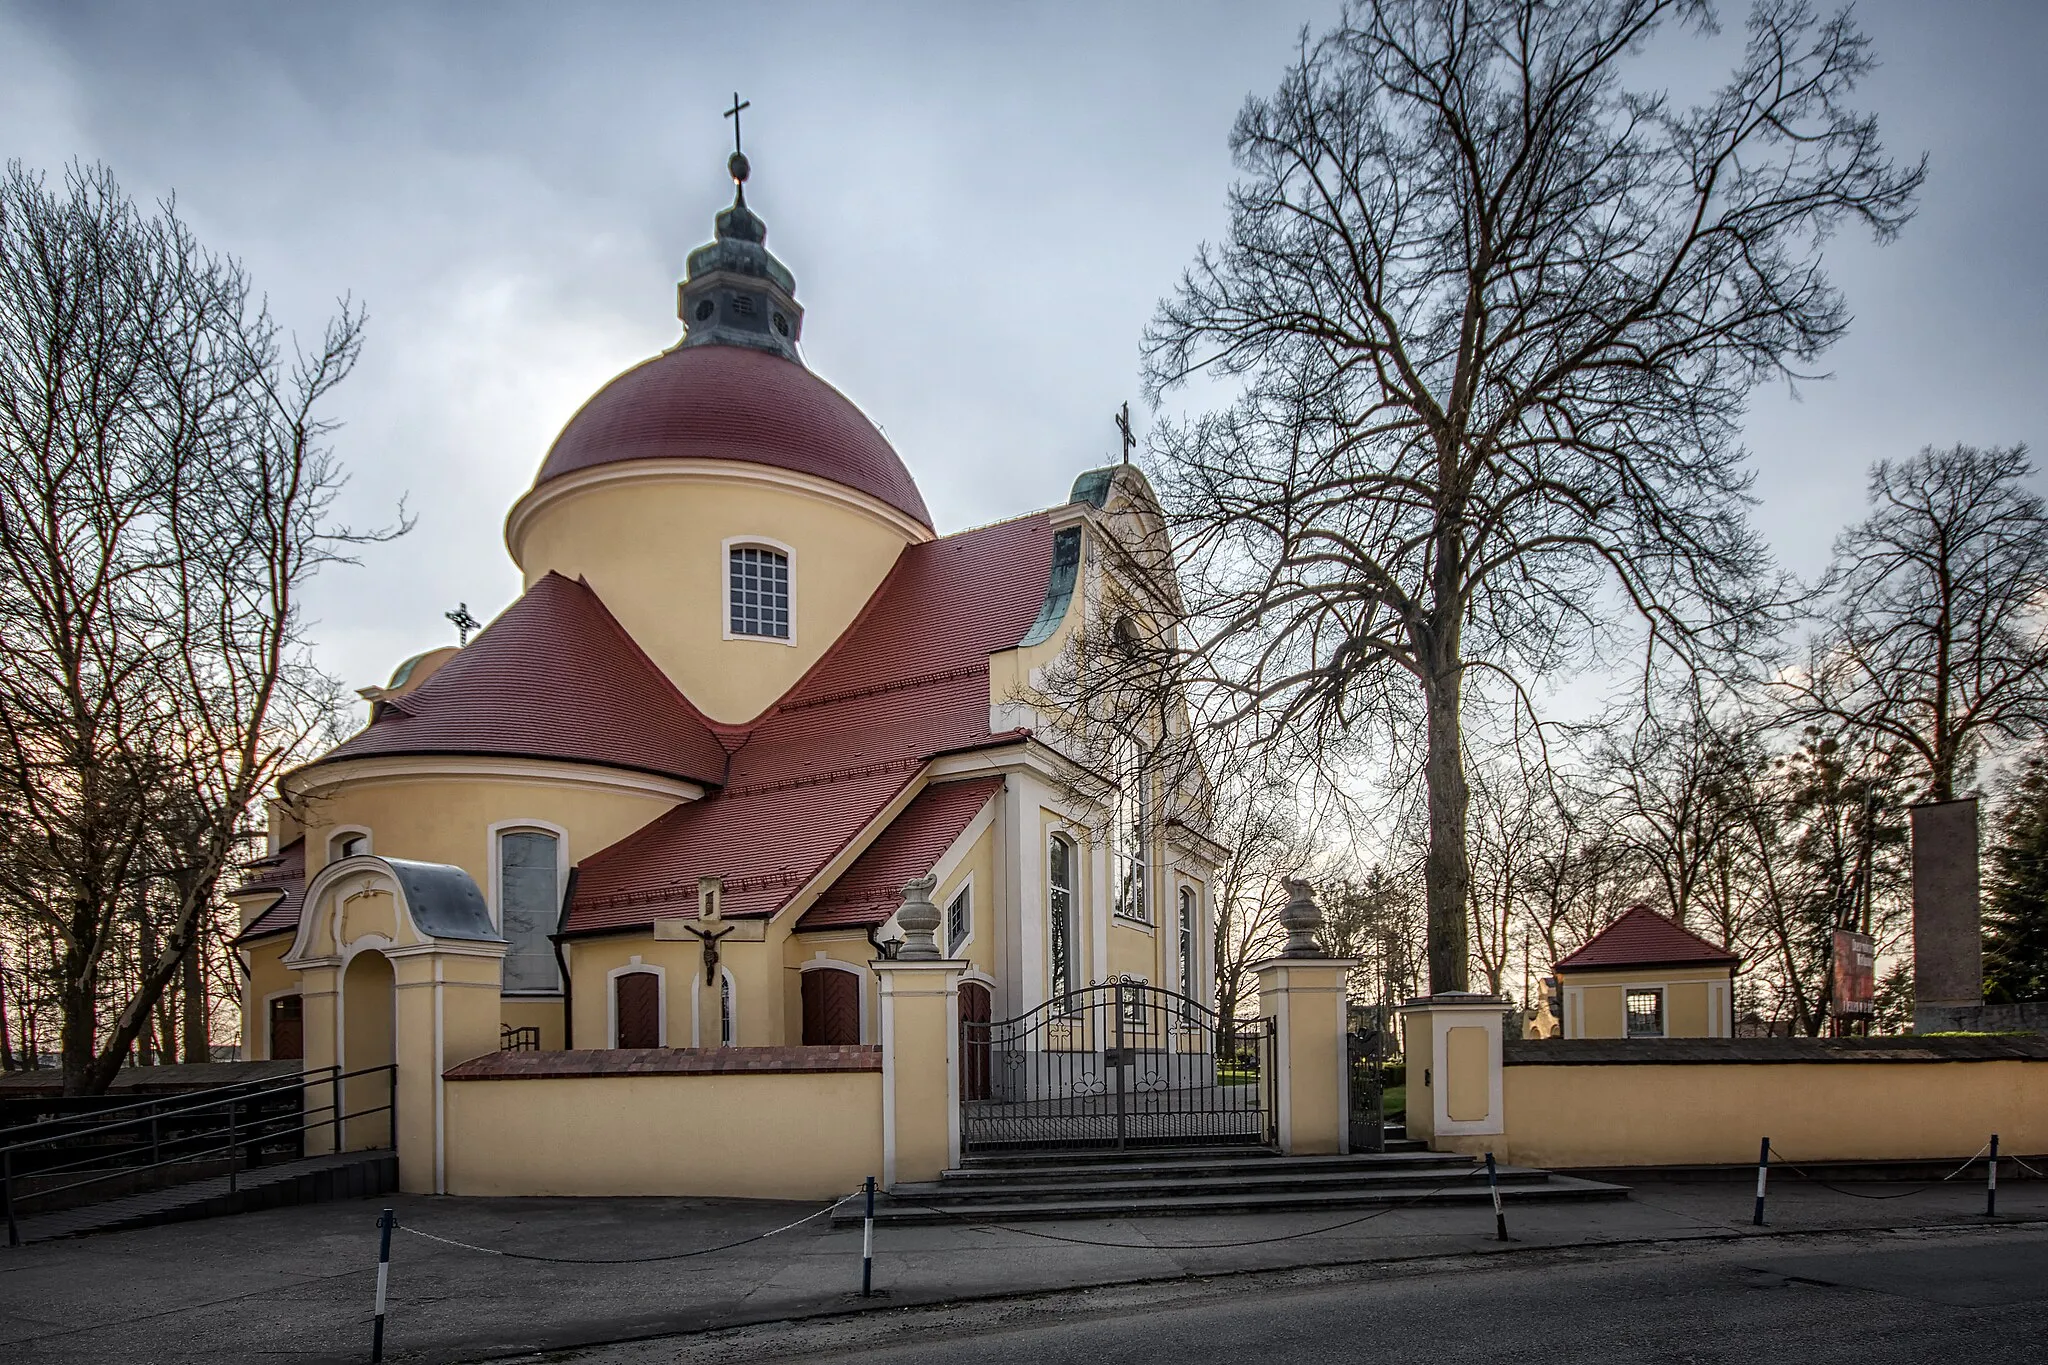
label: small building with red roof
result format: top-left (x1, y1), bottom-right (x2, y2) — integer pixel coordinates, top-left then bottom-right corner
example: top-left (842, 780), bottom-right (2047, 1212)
top-left (226, 142), bottom-right (1226, 1183)
top-left (1551, 905), bottom-right (1741, 1040)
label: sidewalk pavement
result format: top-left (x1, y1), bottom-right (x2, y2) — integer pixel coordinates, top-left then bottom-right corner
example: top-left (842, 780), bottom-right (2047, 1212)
top-left (3, 1171), bottom-right (2044, 1363)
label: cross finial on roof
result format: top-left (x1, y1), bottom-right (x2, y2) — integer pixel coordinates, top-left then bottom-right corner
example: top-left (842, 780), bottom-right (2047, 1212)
top-left (1115, 401), bottom-right (1136, 465)
top-left (724, 92), bottom-right (753, 198)
top-left (445, 602), bottom-right (481, 646)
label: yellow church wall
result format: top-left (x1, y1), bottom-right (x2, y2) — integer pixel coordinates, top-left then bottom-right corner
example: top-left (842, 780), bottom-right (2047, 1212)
top-left (498, 997), bottom-right (565, 1051)
top-left (443, 1069), bottom-right (883, 1199)
top-left (1491, 1060), bottom-right (2048, 1168)
top-left (240, 936), bottom-right (298, 1060)
top-left (507, 469), bottom-right (918, 724)
top-left (296, 766), bottom-right (680, 888)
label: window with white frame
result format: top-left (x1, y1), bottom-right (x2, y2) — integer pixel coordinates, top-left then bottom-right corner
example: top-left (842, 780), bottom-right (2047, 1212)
top-left (1048, 833), bottom-right (1075, 1003)
top-left (719, 970), bottom-right (736, 1046)
top-left (1178, 886), bottom-right (1198, 1002)
top-left (1112, 743), bottom-right (1150, 923)
top-left (728, 545), bottom-right (790, 639)
top-left (1625, 989), bottom-right (1665, 1039)
top-left (946, 885), bottom-right (971, 957)
top-left (330, 830), bottom-right (368, 861)
top-left (498, 830), bottom-right (561, 993)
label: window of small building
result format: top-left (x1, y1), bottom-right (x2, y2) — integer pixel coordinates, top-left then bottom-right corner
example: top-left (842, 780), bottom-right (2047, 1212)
top-left (1625, 988), bottom-right (1665, 1039)
top-left (498, 830), bottom-right (561, 993)
top-left (946, 885), bottom-right (971, 957)
top-left (1048, 833), bottom-right (1075, 1003)
top-left (728, 545), bottom-right (790, 640)
top-left (268, 994), bottom-right (303, 1061)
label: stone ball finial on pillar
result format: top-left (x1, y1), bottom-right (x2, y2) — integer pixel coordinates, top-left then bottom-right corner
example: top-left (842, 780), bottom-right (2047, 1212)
top-left (1279, 876), bottom-right (1326, 957)
top-left (894, 875), bottom-right (943, 960)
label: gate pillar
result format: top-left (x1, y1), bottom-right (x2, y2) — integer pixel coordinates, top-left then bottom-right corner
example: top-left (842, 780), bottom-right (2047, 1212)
top-left (1253, 955), bottom-right (1358, 1155)
top-left (1398, 993), bottom-right (1507, 1153)
top-left (872, 957), bottom-right (967, 1187)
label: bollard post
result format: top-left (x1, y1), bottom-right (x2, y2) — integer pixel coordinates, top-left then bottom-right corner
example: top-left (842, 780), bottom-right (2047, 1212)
top-left (1753, 1137), bottom-right (1770, 1227)
top-left (371, 1206), bottom-right (396, 1362)
top-left (1485, 1152), bottom-right (1507, 1241)
top-left (861, 1175), bottom-right (876, 1297)
top-left (1987, 1134), bottom-right (1999, 1218)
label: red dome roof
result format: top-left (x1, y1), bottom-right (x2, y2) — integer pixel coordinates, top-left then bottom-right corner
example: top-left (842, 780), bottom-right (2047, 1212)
top-left (534, 345), bottom-right (931, 529)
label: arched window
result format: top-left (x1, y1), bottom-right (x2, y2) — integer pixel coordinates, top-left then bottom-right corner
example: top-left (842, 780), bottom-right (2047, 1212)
top-left (1048, 833), bottom-right (1075, 1003)
top-left (1179, 886), bottom-right (1198, 1002)
top-left (727, 543), bottom-right (791, 640)
top-left (329, 829), bottom-right (369, 862)
top-left (498, 829), bottom-right (561, 993)
top-left (719, 969), bottom-right (736, 1047)
top-left (1113, 743), bottom-right (1150, 923)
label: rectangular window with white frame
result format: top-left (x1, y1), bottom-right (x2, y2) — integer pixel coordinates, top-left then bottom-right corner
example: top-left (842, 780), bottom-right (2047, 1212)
top-left (1625, 988), bottom-right (1665, 1038)
top-left (946, 885), bottom-right (971, 958)
top-left (728, 544), bottom-right (790, 639)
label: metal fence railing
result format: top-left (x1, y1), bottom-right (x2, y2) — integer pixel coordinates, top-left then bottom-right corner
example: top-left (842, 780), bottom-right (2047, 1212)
top-left (1, 1062), bottom-right (397, 1246)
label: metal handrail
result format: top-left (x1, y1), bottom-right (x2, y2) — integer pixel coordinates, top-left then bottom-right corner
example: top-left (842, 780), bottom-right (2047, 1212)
top-left (0, 1064), bottom-right (352, 1149)
top-left (3, 1063), bottom-right (397, 1247)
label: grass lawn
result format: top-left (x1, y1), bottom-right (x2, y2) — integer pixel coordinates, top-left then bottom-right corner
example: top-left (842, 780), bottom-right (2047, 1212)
top-left (1381, 1084), bottom-right (1405, 1120)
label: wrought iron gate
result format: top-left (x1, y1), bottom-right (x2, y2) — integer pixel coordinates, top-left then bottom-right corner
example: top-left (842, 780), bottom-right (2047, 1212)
top-left (1347, 1024), bottom-right (1388, 1153)
top-left (960, 978), bottom-right (1274, 1153)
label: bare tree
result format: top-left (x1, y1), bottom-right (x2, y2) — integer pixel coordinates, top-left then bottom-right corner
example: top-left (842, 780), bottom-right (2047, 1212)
top-left (1786, 444), bottom-right (2048, 803)
top-left (1592, 693), bottom-right (1752, 928)
top-left (0, 161), bottom-right (400, 1093)
top-left (1142, 0), bottom-right (1921, 992)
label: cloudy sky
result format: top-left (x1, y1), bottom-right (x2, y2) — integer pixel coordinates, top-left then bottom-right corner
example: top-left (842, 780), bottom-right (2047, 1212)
top-left (3, 1), bottom-right (2043, 714)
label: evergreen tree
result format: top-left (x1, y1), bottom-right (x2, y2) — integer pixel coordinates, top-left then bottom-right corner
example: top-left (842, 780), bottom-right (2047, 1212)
top-left (1985, 752), bottom-right (2048, 1003)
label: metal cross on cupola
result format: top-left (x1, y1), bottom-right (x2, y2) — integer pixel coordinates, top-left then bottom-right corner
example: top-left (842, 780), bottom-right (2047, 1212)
top-left (445, 602), bottom-right (480, 646)
top-left (1116, 401), bottom-right (1137, 465)
top-left (724, 92), bottom-right (752, 193)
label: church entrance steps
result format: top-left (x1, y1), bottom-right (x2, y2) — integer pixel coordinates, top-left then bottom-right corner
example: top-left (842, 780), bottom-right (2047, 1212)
top-left (6, 1149), bottom-right (395, 1245)
top-left (842, 1150), bottom-right (1628, 1226)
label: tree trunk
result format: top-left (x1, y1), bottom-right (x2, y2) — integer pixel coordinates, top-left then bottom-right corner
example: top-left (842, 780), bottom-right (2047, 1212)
top-left (182, 929), bottom-right (208, 1063)
top-left (1422, 658), bottom-right (1472, 994)
top-left (59, 973), bottom-right (97, 1097)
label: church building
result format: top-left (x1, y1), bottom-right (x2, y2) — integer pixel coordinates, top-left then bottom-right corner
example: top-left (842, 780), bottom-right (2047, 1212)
top-left (227, 147), bottom-right (1225, 1130)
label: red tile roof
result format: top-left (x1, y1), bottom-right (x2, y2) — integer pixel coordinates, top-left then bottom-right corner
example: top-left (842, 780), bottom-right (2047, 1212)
top-left (232, 837), bottom-right (307, 943)
top-left (565, 515), bottom-right (1054, 933)
top-left (798, 777), bottom-right (1004, 930)
top-left (1555, 904), bottom-right (1741, 972)
top-left (315, 572), bottom-right (729, 787)
top-left (534, 346), bottom-right (932, 530)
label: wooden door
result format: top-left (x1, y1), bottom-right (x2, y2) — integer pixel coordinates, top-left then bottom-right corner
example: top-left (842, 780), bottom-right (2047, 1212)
top-left (615, 971), bottom-right (661, 1049)
top-left (268, 994), bottom-right (303, 1061)
top-left (801, 969), bottom-right (861, 1046)
top-left (959, 981), bottom-right (991, 1101)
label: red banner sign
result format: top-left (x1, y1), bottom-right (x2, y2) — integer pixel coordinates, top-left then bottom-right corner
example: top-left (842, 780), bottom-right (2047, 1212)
top-left (1833, 928), bottom-right (1877, 1015)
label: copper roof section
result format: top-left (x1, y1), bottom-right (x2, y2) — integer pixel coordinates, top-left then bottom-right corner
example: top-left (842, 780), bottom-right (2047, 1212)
top-left (232, 837), bottom-right (306, 942)
top-left (566, 515), bottom-right (1054, 933)
top-left (798, 777), bottom-right (1004, 930)
top-left (533, 346), bottom-right (932, 530)
top-left (1555, 904), bottom-right (1741, 972)
top-left (316, 572), bottom-right (729, 787)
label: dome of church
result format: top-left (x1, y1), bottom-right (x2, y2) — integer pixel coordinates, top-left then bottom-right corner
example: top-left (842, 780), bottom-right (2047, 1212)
top-left (534, 344), bottom-right (931, 530)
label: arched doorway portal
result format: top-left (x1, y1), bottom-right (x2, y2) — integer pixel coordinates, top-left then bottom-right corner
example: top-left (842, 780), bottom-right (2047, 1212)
top-left (342, 950), bottom-right (396, 1149)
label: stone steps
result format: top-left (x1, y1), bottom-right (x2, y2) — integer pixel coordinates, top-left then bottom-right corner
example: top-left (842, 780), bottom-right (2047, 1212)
top-left (5, 1149), bottom-right (396, 1246)
top-left (840, 1148), bottom-right (1629, 1226)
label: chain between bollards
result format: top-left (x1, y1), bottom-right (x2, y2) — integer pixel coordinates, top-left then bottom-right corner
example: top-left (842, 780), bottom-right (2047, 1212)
top-left (371, 1206), bottom-right (396, 1363)
top-left (861, 1174), bottom-right (876, 1296)
top-left (1752, 1136), bottom-right (1770, 1226)
top-left (1484, 1152), bottom-right (1507, 1241)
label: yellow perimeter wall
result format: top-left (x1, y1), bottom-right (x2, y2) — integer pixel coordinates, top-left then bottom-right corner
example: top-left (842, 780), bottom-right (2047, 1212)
top-left (443, 1070), bottom-right (883, 1198)
top-left (1488, 1061), bottom-right (2048, 1167)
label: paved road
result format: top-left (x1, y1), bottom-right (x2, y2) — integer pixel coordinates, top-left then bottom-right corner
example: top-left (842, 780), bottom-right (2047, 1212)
top-left (629, 1229), bottom-right (2048, 1365)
